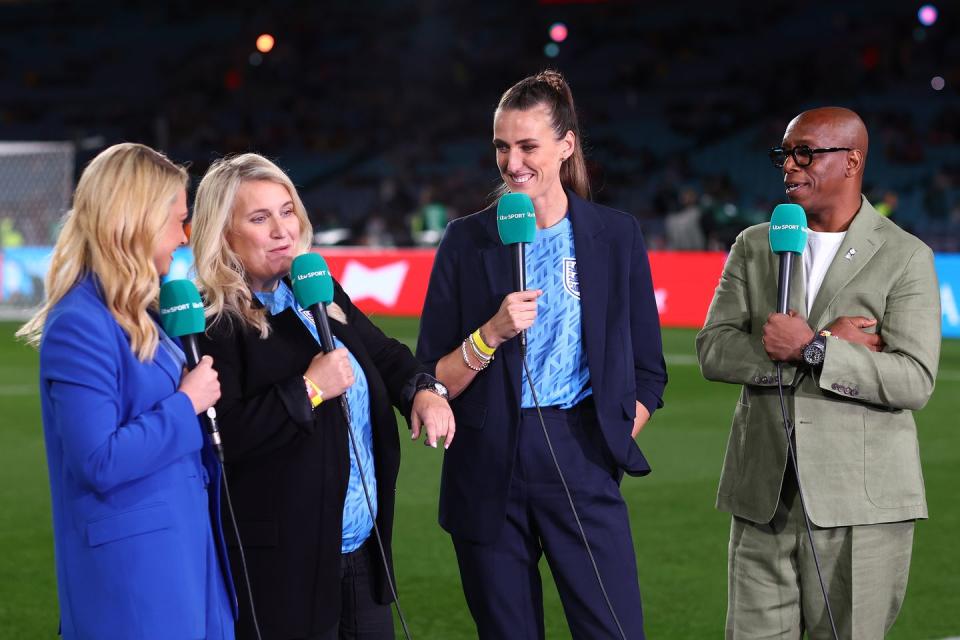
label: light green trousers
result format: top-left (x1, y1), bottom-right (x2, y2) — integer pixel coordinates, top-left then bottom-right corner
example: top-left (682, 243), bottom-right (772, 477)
top-left (726, 472), bottom-right (914, 639)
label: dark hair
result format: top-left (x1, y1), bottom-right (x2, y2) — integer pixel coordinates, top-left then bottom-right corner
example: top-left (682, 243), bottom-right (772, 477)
top-left (495, 70), bottom-right (590, 200)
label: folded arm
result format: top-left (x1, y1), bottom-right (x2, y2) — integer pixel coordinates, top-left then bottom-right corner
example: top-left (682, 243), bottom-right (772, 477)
top-left (817, 246), bottom-right (940, 410)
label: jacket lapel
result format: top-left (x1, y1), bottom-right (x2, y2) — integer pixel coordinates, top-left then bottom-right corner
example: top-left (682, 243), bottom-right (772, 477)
top-left (807, 197), bottom-right (885, 330)
top-left (147, 310), bottom-right (185, 387)
top-left (567, 192), bottom-right (608, 369)
top-left (480, 205), bottom-right (513, 298)
top-left (479, 202), bottom-right (523, 393)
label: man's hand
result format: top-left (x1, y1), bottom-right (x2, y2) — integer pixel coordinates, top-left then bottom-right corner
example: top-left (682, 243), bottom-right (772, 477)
top-left (825, 316), bottom-right (885, 352)
top-left (762, 311), bottom-right (815, 362)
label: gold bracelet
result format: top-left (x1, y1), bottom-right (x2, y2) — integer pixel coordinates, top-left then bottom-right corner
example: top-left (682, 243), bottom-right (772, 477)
top-left (471, 328), bottom-right (496, 356)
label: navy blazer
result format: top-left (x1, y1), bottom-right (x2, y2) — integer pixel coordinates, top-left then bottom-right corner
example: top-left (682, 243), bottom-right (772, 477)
top-left (38, 275), bottom-right (236, 639)
top-left (417, 191), bottom-right (667, 544)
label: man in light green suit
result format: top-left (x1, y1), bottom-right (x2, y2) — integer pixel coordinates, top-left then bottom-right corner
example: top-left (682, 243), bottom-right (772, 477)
top-left (697, 107), bottom-right (940, 639)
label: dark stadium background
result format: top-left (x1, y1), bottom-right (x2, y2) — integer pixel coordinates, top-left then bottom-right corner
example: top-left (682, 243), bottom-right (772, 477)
top-left (1, 1), bottom-right (958, 637)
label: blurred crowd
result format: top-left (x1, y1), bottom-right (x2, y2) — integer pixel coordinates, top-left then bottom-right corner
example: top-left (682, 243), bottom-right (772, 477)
top-left (1, 0), bottom-right (958, 250)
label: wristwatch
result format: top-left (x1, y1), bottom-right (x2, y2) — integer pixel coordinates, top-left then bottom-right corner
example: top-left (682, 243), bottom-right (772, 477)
top-left (415, 374), bottom-right (449, 400)
top-left (801, 330), bottom-right (832, 367)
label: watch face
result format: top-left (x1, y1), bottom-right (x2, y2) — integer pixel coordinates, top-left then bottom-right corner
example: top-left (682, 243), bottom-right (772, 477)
top-left (803, 342), bottom-right (825, 366)
top-left (419, 380), bottom-right (449, 398)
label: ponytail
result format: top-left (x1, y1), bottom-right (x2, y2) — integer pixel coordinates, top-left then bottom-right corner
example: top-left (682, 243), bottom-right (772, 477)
top-left (495, 69), bottom-right (590, 200)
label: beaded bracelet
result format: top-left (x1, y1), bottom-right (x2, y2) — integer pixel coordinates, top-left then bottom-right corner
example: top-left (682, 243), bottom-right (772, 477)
top-left (460, 338), bottom-right (487, 371)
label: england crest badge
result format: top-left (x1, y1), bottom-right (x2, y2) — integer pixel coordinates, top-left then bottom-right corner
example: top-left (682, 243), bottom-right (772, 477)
top-left (562, 257), bottom-right (580, 299)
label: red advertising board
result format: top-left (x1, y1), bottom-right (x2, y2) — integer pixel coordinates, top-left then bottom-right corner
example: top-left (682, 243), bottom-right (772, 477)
top-left (316, 247), bottom-right (727, 328)
top-left (317, 248), bottom-right (437, 317)
top-left (647, 251), bottom-right (727, 328)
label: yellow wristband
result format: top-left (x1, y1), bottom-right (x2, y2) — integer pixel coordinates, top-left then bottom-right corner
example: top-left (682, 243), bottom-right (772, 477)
top-left (304, 376), bottom-right (324, 408)
top-left (471, 328), bottom-right (496, 356)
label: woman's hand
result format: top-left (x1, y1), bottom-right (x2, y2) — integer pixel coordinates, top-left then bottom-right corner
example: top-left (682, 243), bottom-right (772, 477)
top-left (304, 348), bottom-right (355, 401)
top-left (481, 289), bottom-right (543, 348)
top-left (632, 401), bottom-right (651, 439)
top-left (179, 355), bottom-right (221, 414)
top-left (410, 391), bottom-right (456, 449)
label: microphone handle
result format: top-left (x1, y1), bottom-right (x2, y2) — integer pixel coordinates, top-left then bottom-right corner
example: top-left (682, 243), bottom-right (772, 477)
top-left (181, 333), bottom-right (225, 463)
top-left (512, 243), bottom-right (528, 358)
top-left (181, 332), bottom-right (203, 369)
top-left (307, 303), bottom-right (353, 424)
top-left (777, 252), bottom-right (794, 315)
top-left (308, 303), bottom-right (336, 354)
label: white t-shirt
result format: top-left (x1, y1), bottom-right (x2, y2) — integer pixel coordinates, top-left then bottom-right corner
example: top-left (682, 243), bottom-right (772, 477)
top-left (803, 230), bottom-right (846, 315)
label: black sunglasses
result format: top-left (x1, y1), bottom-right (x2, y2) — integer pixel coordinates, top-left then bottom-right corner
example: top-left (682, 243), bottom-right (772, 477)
top-left (768, 145), bottom-right (852, 168)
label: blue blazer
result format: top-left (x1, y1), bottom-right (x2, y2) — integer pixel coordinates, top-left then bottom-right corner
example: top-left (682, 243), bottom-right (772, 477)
top-left (417, 191), bottom-right (667, 544)
top-left (38, 275), bottom-right (236, 639)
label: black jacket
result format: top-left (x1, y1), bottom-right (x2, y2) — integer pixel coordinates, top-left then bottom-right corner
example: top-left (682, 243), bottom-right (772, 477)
top-left (198, 279), bottom-right (426, 639)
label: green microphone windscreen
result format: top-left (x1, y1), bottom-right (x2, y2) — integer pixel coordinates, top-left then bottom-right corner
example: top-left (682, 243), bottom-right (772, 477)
top-left (769, 203), bottom-right (808, 255)
top-left (291, 253), bottom-right (334, 307)
top-left (159, 279), bottom-right (205, 337)
top-left (496, 193), bottom-right (536, 245)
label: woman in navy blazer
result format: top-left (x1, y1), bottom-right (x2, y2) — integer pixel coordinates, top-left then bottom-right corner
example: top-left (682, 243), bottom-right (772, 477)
top-left (17, 143), bottom-right (236, 640)
top-left (416, 71), bottom-right (667, 639)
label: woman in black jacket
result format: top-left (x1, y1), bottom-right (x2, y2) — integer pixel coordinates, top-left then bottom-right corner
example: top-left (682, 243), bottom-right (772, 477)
top-left (191, 153), bottom-right (454, 640)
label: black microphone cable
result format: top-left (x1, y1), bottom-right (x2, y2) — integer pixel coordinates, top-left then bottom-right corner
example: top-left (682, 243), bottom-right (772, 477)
top-left (181, 340), bottom-right (264, 640)
top-left (219, 461), bottom-right (264, 640)
top-left (334, 393), bottom-right (414, 640)
top-left (306, 301), bottom-right (412, 640)
top-left (774, 362), bottom-right (839, 640)
top-left (519, 343), bottom-right (628, 640)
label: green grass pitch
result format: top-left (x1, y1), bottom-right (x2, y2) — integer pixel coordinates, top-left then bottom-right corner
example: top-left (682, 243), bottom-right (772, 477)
top-left (1, 319), bottom-right (957, 638)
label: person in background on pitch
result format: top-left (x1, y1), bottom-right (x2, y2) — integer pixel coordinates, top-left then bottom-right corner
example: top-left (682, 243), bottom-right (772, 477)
top-left (697, 107), bottom-right (941, 639)
top-left (190, 153), bottom-right (454, 640)
top-left (16, 143), bottom-right (236, 640)
top-left (416, 70), bottom-right (667, 639)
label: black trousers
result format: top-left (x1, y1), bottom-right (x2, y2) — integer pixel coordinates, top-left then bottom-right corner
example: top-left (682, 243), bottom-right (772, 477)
top-left (308, 540), bottom-right (394, 640)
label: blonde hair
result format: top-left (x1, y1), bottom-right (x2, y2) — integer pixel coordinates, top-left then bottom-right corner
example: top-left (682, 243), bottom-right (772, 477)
top-left (192, 153), bottom-right (314, 336)
top-left (17, 143), bottom-right (188, 361)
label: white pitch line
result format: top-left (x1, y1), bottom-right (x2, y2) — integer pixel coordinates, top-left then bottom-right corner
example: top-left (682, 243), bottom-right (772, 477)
top-left (0, 385), bottom-right (36, 396)
top-left (0, 357), bottom-right (956, 393)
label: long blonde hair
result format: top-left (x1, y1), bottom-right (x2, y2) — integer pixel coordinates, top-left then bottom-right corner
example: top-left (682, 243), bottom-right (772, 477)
top-left (17, 143), bottom-right (188, 361)
top-left (192, 153), bottom-right (313, 336)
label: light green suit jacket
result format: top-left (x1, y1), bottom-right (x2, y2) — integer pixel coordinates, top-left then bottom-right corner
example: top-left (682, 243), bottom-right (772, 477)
top-left (696, 197), bottom-right (940, 527)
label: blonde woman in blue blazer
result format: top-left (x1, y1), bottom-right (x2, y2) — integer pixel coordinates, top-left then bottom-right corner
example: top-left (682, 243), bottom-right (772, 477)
top-left (18, 143), bottom-right (237, 639)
